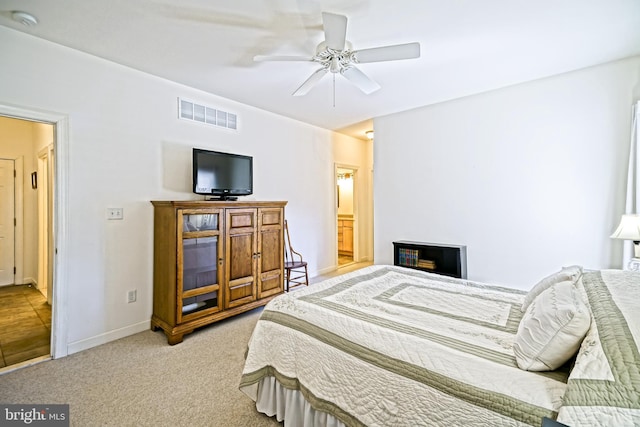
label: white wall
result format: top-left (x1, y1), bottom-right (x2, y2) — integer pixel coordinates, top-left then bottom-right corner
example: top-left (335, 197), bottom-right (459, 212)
top-left (0, 117), bottom-right (41, 285)
top-left (32, 122), bottom-right (54, 291)
top-left (374, 56), bottom-right (640, 289)
top-left (0, 26), bottom-right (372, 353)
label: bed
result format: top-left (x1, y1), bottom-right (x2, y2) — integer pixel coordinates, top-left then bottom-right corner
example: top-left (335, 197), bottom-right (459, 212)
top-left (239, 264), bottom-right (640, 426)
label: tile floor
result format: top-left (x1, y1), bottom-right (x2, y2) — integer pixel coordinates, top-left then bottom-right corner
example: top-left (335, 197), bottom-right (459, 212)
top-left (0, 284), bottom-right (51, 368)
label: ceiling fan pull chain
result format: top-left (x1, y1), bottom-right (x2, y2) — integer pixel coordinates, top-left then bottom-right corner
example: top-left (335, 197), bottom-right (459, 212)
top-left (333, 73), bottom-right (336, 107)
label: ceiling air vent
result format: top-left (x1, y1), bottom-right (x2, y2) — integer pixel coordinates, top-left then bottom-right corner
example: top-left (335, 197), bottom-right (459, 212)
top-left (178, 98), bottom-right (238, 131)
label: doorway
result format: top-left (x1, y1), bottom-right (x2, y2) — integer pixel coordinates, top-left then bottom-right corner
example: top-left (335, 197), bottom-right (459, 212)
top-left (337, 166), bottom-right (356, 267)
top-left (0, 115), bottom-right (55, 369)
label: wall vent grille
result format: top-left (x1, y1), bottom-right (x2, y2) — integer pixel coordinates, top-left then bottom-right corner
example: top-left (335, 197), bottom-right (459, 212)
top-left (178, 98), bottom-right (238, 130)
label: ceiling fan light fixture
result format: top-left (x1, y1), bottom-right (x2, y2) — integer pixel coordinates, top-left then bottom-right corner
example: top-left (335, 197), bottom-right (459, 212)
top-left (254, 12), bottom-right (419, 97)
top-left (11, 11), bottom-right (38, 27)
top-left (330, 56), bottom-right (340, 73)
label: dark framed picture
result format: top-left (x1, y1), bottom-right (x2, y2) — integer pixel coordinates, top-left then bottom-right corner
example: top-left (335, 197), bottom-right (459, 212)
top-left (31, 172), bottom-right (37, 189)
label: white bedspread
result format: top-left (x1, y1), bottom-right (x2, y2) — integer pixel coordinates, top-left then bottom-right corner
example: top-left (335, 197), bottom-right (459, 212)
top-left (557, 269), bottom-right (640, 426)
top-left (240, 265), bottom-right (569, 426)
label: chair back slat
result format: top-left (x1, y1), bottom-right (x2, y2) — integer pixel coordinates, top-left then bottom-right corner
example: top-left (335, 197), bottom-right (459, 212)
top-left (284, 220), bottom-right (292, 261)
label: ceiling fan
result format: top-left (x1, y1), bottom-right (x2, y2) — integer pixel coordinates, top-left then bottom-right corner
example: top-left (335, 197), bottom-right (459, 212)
top-left (254, 12), bottom-right (420, 96)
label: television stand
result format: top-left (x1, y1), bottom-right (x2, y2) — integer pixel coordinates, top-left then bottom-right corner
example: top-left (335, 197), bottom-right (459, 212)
top-left (150, 200), bottom-right (287, 344)
top-left (206, 196), bottom-right (238, 201)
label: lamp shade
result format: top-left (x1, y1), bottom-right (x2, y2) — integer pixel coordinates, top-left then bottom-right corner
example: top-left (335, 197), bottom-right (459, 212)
top-left (611, 214), bottom-right (640, 241)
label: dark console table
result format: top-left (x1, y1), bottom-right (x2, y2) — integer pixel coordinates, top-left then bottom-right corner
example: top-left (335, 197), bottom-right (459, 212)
top-left (393, 241), bottom-right (467, 279)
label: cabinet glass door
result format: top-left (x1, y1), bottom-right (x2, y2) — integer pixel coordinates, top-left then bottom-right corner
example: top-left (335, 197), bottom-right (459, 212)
top-left (178, 209), bottom-right (223, 322)
top-left (183, 212), bottom-right (219, 233)
top-left (181, 236), bottom-right (219, 314)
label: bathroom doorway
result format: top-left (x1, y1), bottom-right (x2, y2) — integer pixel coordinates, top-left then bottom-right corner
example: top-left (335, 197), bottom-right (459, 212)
top-left (336, 166), bottom-right (356, 266)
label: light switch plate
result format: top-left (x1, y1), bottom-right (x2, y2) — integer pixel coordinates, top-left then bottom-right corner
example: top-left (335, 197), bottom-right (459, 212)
top-left (107, 208), bottom-right (123, 220)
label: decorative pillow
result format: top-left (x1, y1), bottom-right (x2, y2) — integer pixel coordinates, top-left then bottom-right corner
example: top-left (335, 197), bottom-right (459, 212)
top-left (521, 265), bottom-right (583, 312)
top-left (514, 280), bottom-right (591, 371)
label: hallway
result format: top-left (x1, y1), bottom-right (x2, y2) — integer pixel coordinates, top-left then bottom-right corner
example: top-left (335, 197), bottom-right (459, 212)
top-left (0, 284), bottom-right (51, 368)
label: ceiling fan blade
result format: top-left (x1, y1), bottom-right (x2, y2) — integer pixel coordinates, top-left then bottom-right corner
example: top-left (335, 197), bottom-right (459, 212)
top-left (322, 12), bottom-right (347, 51)
top-left (353, 42), bottom-right (420, 63)
top-left (341, 66), bottom-right (381, 94)
top-left (254, 55), bottom-right (313, 62)
top-left (293, 68), bottom-right (328, 96)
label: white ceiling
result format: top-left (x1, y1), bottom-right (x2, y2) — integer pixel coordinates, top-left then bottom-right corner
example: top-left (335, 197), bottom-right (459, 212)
top-left (1, 0), bottom-right (640, 140)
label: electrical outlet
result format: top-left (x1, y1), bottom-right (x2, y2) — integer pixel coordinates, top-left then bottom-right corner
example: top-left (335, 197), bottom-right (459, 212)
top-left (127, 290), bottom-right (137, 303)
top-left (107, 208), bottom-right (124, 220)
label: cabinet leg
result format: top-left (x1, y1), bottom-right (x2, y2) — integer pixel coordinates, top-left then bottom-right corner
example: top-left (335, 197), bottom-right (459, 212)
top-left (167, 333), bottom-right (184, 345)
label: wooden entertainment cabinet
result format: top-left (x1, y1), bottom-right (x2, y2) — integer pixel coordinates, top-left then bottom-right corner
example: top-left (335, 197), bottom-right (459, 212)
top-left (151, 200), bottom-right (287, 344)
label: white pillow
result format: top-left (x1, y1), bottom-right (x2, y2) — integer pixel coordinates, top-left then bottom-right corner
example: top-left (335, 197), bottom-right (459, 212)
top-left (521, 265), bottom-right (583, 312)
top-left (514, 280), bottom-right (591, 371)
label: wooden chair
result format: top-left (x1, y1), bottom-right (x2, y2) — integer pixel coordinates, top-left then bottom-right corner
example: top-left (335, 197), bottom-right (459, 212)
top-left (284, 220), bottom-right (309, 292)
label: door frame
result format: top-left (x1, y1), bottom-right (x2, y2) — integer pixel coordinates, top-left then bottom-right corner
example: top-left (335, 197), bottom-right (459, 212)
top-left (334, 163), bottom-right (359, 267)
top-left (37, 145), bottom-right (54, 304)
top-left (0, 103), bottom-right (69, 359)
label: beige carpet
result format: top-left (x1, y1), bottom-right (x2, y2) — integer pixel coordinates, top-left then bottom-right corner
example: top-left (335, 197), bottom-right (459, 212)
top-left (0, 308), bottom-right (280, 427)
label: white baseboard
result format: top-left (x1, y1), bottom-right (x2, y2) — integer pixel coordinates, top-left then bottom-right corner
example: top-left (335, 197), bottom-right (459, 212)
top-left (67, 320), bottom-right (150, 355)
top-left (312, 266), bottom-right (337, 277)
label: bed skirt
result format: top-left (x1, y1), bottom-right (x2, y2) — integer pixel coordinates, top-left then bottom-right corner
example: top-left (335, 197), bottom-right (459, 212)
top-left (251, 376), bottom-right (346, 427)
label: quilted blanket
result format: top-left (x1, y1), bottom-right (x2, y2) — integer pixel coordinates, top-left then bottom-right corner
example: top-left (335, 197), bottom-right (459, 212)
top-left (557, 269), bottom-right (640, 426)
top-left (240, 265), bottom-right (569, 426)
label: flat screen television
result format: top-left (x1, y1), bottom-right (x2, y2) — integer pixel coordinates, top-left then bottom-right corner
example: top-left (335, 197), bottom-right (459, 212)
top-left (192, 148), bottom-right (253, 200)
